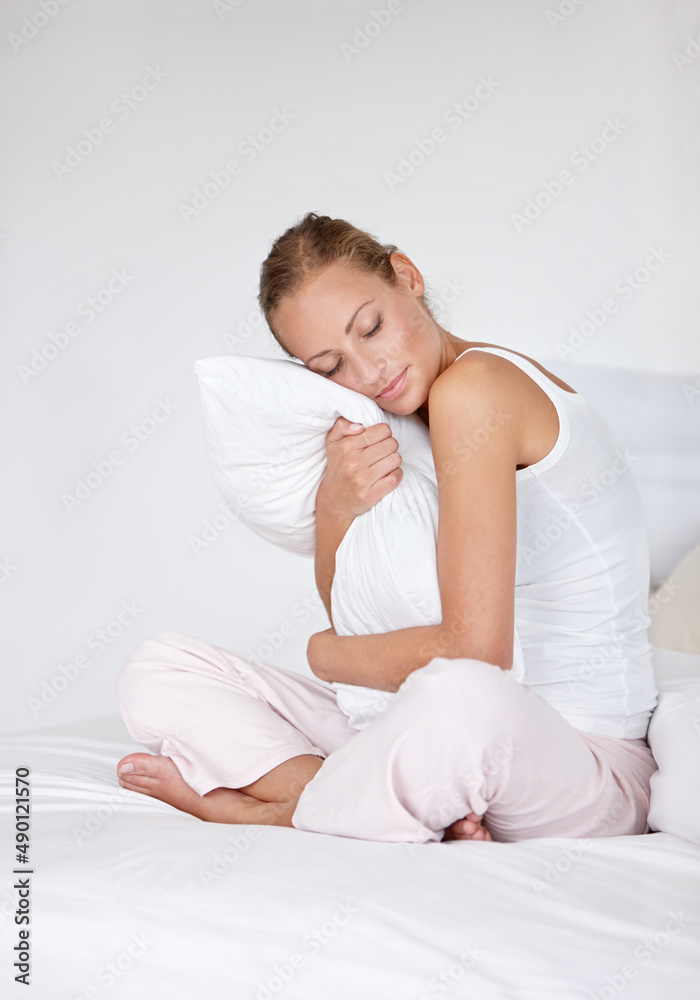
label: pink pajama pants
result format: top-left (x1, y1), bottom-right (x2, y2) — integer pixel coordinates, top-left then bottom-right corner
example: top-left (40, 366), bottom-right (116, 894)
top-left (115, 631), bottom-right (658, 844)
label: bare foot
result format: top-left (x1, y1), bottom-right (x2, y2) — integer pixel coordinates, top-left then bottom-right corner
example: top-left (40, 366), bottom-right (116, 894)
top-left (116, 753), bottom-right (298, 827)
top-left (442, 812), bottom-right (493, 842)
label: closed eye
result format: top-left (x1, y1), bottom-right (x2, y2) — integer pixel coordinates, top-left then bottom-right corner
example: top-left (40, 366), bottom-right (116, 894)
top-left (322, 316), bottom-right (384, 378)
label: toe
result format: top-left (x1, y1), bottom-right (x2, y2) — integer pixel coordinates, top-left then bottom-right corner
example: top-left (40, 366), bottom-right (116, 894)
top-left (118, 752), bottom-right (160, 777)
top-left (120, 772), bottom-right (157, 788)
top-left (119, 777), bottom-right (157, 798)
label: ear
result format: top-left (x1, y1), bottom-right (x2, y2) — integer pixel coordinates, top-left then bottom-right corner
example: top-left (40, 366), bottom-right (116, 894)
top-left (389, 251), bottom-right (425, 299)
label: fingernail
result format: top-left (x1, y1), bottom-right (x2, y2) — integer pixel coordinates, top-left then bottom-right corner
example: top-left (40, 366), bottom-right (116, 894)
top-left (119, 763), bottom-right (134, 774)
top-left (348, 423), bottom-right (363, 431)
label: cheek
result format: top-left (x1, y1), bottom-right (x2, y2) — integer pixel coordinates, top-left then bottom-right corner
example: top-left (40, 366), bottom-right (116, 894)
top-left (386, 319), bottom-right (413, 362)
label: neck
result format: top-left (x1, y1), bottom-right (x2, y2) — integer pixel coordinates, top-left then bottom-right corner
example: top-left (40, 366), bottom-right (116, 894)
top-left (415, 337), bottom-right (473, 428)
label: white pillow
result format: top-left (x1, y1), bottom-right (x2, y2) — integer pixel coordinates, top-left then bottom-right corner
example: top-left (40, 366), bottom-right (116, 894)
top-left (194, 355), bottom-right (432, 557)
top-left (194, 354), bottom-right (437, 728)
top-left (194, 354), bottom-right (524, 731)
top-left (539, 359), bottom-right (700, 589)
top-left (647, 646), bottom-right (700, 845)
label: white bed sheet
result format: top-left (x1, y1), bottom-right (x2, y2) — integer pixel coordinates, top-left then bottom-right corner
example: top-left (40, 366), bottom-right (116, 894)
top-left (2, 651), bottom-right (700, 1000)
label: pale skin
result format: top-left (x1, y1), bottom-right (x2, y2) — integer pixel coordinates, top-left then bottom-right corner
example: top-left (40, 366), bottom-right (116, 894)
top-left (117, 250), bottom-right (577, 843)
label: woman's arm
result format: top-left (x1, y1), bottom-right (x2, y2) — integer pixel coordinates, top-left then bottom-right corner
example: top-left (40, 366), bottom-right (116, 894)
top-left (309, 352), bottom-right (523, 689)
top-left (314, 493), bottom-right (355, 626)
top-left (308, 623), bottom-right (463, 691)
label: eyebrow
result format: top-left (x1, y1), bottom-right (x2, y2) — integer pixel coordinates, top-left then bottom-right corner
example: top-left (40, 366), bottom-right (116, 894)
top-left (305, 299), bottom-right (375, 364)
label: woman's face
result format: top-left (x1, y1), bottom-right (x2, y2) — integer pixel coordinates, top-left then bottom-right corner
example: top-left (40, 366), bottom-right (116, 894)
top-left (270, 253), bottom-right (452, 415)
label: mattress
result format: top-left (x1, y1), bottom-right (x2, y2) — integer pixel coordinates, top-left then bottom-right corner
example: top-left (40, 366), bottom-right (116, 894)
top-left (1, 650), bottom-right (699, 1000)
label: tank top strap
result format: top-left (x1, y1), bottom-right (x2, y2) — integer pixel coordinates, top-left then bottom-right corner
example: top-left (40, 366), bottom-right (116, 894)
top-left (453, 346), bottom-right (576, 479)
top-left (453, 346), bottom-right (576, 402)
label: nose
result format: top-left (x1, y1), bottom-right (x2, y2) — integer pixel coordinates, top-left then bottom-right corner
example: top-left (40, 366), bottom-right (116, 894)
top-left (353, 353), bottom-right (386, 387)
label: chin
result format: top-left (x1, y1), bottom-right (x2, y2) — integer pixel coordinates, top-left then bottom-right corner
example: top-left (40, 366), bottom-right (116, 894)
top-left (376, 398), bottom-right (413, 416)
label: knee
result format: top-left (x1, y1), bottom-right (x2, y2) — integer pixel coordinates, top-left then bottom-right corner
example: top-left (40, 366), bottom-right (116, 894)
top-left (116, 632), bottom-right (190, 707)
top-left (398, 656), bottom-right (519, 720)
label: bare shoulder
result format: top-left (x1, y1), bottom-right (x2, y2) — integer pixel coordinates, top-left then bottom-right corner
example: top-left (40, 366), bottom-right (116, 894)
top-left (428, 347), bottom-right (567, 471)
top-left (429, 349), bottom-right (529, 417)
top-left (427, 351), bottom-right (525, 460)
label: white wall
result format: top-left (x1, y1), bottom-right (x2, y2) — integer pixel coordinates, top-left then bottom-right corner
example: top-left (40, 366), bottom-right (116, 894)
top-left (3, 0), bottom-right (699, 732)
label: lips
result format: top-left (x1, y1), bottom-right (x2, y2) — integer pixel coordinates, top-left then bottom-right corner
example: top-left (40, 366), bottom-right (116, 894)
top-left (378, 367), bottom-right (407, 398)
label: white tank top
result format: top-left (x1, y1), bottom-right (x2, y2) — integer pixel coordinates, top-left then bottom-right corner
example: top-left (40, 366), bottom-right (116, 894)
top-left (455, 346), bottom-right (658, 739)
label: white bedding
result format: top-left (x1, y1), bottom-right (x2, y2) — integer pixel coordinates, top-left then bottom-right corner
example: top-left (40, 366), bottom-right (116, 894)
top-left (2, 648), bottom-right (699, 999)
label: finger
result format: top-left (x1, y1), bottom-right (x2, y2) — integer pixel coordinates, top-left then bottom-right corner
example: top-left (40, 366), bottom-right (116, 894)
top-left (338, 416), bottom-right (365, 434)
top-left (326, 417), bottom-right (365, 443)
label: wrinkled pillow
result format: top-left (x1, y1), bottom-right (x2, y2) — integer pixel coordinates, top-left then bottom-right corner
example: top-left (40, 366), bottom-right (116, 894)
top-left (194, 354), bottom-right (468, 730)
top-left (195, 355), bottom-right (431, 558)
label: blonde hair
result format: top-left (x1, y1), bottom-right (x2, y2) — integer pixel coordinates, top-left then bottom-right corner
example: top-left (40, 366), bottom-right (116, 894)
top-left (258, 212), bottom-right (432, 358)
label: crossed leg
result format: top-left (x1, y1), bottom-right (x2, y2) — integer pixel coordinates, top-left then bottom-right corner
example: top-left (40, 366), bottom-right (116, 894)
top-left (116, 633), bottom-right (655, 844)
top-left (115, 631), bottom-right (352, 825)
top-left (115, 632), bottom-right (491, 838)
top-left (289, 655), bottom-right (658, 843)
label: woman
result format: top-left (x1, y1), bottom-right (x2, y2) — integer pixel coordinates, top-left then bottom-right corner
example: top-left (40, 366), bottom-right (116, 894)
top-left (116, 212), bottom-right (658, 844)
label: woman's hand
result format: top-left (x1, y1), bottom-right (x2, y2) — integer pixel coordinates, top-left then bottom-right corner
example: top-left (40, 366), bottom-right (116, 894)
top-left (317, 416), bottom-right (403, 521)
